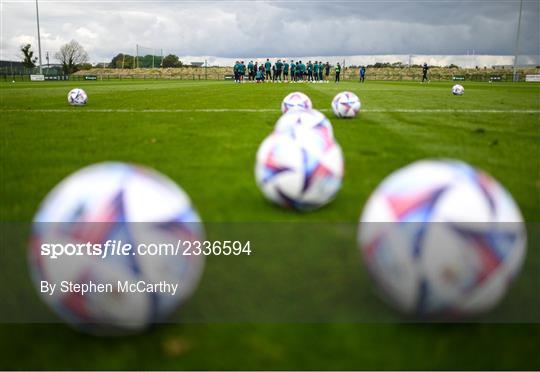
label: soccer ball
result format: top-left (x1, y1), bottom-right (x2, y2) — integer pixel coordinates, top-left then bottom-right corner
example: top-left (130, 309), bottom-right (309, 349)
top-left (255, 129), bottom-right (343, 210)
top-left (274, 109), bottom-right (334, 139)
top-left (332, 91), bottom-right (361, 118)
top-left (281, 92), bottom-right (312, 113)
top-left (29, 162), bottom-right (205, 334)
top-left (358, 160), bottom-right (526, 317)
top-left (67, 88), bottom-right (88, 105)
top-left (452, 84), bottom-right (465, 95)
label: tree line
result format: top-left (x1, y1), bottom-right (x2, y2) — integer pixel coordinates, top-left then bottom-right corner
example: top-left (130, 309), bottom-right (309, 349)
top-left (21, 41), bottom-right (186, 74)
top-left (109, 53), bottom-right (183, 68)
top-left (20, 40), bottom-right (89, 74)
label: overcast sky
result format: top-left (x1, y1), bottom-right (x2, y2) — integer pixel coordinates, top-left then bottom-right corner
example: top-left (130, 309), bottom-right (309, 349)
top-left (1, 0), bottom-right (539, 66)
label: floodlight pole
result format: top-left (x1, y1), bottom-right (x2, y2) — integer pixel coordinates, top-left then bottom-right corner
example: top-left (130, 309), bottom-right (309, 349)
top-left (35, 0), bottom-right (43, 74)
top-left (512, 0), bottom-right (523, 82)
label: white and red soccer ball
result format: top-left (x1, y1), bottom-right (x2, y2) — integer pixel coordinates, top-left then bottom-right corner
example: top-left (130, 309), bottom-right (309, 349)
top-left (29, 162), bottom-right (204, 334)
top-left (332, 91), bottom-right (361, 118)
top-left (358, 160), bottom-right (526, 317)
top-left (281, 92), bottom-right (313, 114)
top-left (274, 108), bottom-right (334, 139)
top-left (67, 88), bottom-right (88, 105)
top-left (452, 84), bottom-right (465, 96)
top-left (255, 123), bottom-right (343, 211)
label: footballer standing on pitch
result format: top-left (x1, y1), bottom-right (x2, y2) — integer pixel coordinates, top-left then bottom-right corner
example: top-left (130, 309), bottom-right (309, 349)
top-left (248, 60), bottom-right (254, 80)
top-left (233, 61), bottom-right (239, 83)
top-left (422, 63), bottom-right (429, 82)
top-left (335, 62), bottom-right (341, 83)
top-left (325, 62), bottom-right (330, 81)
top-left (240, 61), bottom-right (246, 82)
top-left (307, 61), bottom-right (313, 81)
top-left (283, 60), bottom-right (289, 82)
top-left (275, 59), bottom-right (283, 81)
top-left (298, 61), bottom-right (305, 81)
top-left (265, 59), bottom-right (272, 80)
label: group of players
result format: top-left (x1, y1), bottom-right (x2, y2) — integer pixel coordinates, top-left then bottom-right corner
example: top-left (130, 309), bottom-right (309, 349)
top-left (231, 59), bottom-right (433, 84)
top-left (233, 59), bottom-right (342, 83)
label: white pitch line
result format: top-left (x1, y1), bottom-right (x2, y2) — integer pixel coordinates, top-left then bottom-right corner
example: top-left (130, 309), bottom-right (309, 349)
top-left (0, 108), bottom-right (280, 113)
top-left (363, 109), bottom-right (540, 113)
top-left (1, 108), bottom-right (539, 114)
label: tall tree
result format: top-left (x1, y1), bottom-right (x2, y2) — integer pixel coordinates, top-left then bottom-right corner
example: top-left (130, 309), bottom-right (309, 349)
top-left (162, 54), bottom-right (182, 68)
top-left (55, 40), bottom-right (89, 74)
top-left (21, 44), bottom-right (38, 68)
top-left (110, 53), bottom-right (132, 68)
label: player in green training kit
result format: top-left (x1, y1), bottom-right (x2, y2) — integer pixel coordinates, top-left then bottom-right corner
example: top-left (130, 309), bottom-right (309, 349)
top-left (290, 61), bottom-right (296, 82)
top-left (247, 60), bottom-right (254, 81)
top-left (275, 59), bottom-right (283, 82)
top-left (264, 59), bottom-right (271, 81)
top-left (255, 66), bottom-right (263, 82)
top-left (313, 61), bottom-right (319, 82)
top-left (283, 60), bottom-right (289, 82)
top-left (240, 61), bottom-right (246, 82)
top-left (298, 61), bottom-right (305, 81)
top-left (307, 61), bottom-right (313, 81)
top-left (334, 62), bottom-right (341, 83)
top-left (233, 61), bottom-right (240, 83)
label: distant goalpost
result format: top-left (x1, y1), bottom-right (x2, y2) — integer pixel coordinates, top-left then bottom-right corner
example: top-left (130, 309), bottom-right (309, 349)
top-left (135, 44), bottom-right (164, 69)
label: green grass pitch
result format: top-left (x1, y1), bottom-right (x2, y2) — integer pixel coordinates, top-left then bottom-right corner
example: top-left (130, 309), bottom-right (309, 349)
top-left (0, 79), bottom-right (539, 370)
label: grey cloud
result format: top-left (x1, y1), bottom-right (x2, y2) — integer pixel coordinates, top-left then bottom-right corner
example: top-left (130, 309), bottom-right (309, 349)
top-left (1, 0), bottom-right (538, 63)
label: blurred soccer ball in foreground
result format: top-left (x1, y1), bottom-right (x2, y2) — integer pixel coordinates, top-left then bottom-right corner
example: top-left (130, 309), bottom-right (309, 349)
top-left (255, 128), bottom-right (343, 210)
top-left (358, 160), bottom-right (526, 317)
top-left (67, 88), bottom-right (88, 105)
top-left (274, 108), bottom-right (334, 139)
top-left (332, 91), bottom-right (361, 118)
top-left (452, 84), bottom-right (465, 96)
top-left (281, 92), bottom-right (312, 113)
top-left (29, 162), bottom-right (204, 334)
